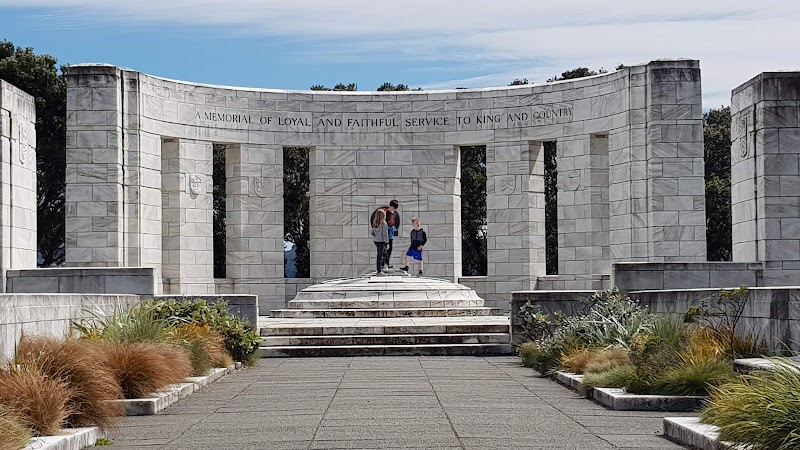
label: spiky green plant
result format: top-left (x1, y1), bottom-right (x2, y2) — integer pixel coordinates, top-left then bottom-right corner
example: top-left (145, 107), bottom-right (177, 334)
top-left (73, 306), bottom-right (173, 344)
top-left (701, 358), bottom-right (800, 450)
top-left (651, 359), bottom-right (736, 396)
top-left (583, 364), bottom-right (636, 389)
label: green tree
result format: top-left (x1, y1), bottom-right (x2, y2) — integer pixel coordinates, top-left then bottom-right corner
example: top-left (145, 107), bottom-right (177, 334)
top-left (283, 147), bottom-right (310, 278)
top-left (704, 107), bottom-right (732, 261)
top-left (547, 67), bottom-right (607, 82)
top-left (310, 83), bottom-right (357, 91)
top-left (0, 40), bottom-right (66, 266)
top-left (461, 146), bottom-right (487, 276)
top-left (544, 141), bottom-right (558, 274)
top-left (376, 82), bottom-right (422, 91)
top-left (213, 144), bottom-right (226, 278)
top-left (508, 78), bottom-right (529, 86)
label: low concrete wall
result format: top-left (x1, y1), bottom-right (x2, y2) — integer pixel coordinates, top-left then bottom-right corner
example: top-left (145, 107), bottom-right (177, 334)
top-left (0, 294), bottom-right (140, 359)
top-left (150, 294), bottom-right (258, 326)
top-left (535, 274), bottom-right (610, 291)
top-left (612, 262), bottom-right (763, 294)
top-left (631, 287), bottom-right (800, 353)
top-left (457, 276), bottom-right (510, 312)
top-left (511, 286), bottom-right (799, 353)
top-left (510, 290), bottom-right (595, 343)
top-left (6, 267), bottom-right (157, 295)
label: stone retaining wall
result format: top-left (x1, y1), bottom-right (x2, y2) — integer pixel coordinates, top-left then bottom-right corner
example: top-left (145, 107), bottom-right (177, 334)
top-left (6, 267), bottom-right (157, 295)
top-left (0, 294), bottom-right (141, 359)
top-left (612, 262), bottom-right (763, 294)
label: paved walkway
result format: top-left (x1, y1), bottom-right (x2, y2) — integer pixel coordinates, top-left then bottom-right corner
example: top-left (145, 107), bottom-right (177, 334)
top-left (107, 357), bottom-right (689, 450)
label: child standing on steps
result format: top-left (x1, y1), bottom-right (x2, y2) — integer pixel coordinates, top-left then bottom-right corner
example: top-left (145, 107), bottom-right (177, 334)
top-left (400, 217), bottom-right (427, 276)
top-left (370, 209), bottom-right (389, 276)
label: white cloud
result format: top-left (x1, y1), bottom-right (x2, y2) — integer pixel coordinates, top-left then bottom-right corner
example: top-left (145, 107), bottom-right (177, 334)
top-left (3, 0), bottom-right (799, 107)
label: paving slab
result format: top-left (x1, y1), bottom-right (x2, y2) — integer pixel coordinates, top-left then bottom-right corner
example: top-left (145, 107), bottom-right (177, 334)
top-left (109, 357), bottom-right (688, 449)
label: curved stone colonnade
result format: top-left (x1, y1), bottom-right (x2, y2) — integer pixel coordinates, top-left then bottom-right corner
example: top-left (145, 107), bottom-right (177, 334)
top-left (64, 59), bottom-right (707, 310)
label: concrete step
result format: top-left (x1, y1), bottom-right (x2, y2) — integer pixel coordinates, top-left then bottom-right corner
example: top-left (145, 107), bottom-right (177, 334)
top-left (260, 343), bottom-right (515, 358)
top-left (262, 333), bottom-right (510, 346)
top-left (259, 317), bottom-right (510, 337)
top-left (288, 299), bottom-right (482, 309)
top-left (269, 307), bottom-right (497, 318)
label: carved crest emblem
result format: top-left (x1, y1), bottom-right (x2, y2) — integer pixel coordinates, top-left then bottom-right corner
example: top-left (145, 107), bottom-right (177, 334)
top-left (498, 176), bottom-right (516, 195)
top-left (252, 177), bottom-right (267, 198)
top-left (562, 171), bottom-right (581, 191)
top-left (189, 174), bottom-right (204, 195)
top-left (18, 124), bottom-right (29, 165)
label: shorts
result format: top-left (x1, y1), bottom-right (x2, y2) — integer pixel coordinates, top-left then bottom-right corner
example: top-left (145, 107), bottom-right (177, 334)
top-left (406, 248), bottom-right (423, 261)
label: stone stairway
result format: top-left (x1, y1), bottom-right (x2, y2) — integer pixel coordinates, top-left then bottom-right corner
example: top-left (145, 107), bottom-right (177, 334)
top-left (260, 273), bottom-right (513, 357)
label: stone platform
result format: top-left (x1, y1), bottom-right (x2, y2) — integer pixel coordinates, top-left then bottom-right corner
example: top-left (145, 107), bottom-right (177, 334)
top-left (260, 274), bottom-right (513, 357)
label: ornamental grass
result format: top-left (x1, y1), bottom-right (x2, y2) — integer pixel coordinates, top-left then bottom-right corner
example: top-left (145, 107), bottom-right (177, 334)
top-left (701, 359), bottom-right (800, 450)
top-left (0, 406), bottom-right (32, 450)
top-left (0, 366), bottom-right (73, 436)
top-left (15, 336), bottom-right (124, 429)
top-left (96, 342), bottom-right (193, 399)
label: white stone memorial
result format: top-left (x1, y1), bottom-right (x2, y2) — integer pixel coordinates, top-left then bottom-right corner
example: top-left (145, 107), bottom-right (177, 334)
top-left (0, 80), bottom-right (37, 285)
top-left (64, 59), bottom-right (707, 311)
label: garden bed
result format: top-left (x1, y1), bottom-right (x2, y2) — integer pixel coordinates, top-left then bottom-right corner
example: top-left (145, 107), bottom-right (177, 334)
top-left (553, 371), bottom-right (707, 411)
top-left (118, 366), bottom-right (235, 416)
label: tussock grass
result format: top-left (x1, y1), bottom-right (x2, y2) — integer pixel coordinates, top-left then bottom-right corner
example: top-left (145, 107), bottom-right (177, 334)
top-left (560, 347), bottom-right (594, 374)
top-left (583, 364), bottom-right (636, 389)
top-left (584, 347), bottom-right (630, 374)
top-left (0, 366), bottom-right (73, 436)
top-left (96, 342), bottom-right (192, 398)
top-left (0, 406), bottom-right (31, 450)
top-left (701, 358), bottom-right (800, 450)
top-left (15, 336), bottom-right (124, 429)
top-left (74, 306), bottom-right (173, 344)
top-left (652, 359), bottom-right (736, 396)
top-left (175, 323), bottom-right (233, 370)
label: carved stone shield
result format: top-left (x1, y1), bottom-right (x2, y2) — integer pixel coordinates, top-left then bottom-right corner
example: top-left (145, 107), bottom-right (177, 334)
top-left (189, 174), bottom-right (204, 195)
top-left (252, 177), bottom-right (267, 198)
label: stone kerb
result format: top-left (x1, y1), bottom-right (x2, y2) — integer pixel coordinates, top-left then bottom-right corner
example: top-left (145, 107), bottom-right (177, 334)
top-left (65, 59), bottom-right (707, 310)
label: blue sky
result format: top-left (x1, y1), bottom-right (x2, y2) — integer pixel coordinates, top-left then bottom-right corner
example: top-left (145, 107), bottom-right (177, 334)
top-left (1, 1), bottom-right (798, 108)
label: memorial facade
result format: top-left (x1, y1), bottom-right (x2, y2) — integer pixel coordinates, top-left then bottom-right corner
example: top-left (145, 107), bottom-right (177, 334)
top-left (64, 59), bottom-right (707, 311)
top-left (0, 80), bottom-right (37, 287)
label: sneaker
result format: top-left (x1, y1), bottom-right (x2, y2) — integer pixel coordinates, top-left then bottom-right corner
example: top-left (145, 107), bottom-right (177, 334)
top-left (388, 265), bottom-right (394, 269)
top-left (376, 271), bottom-right (386, 276)
top-left (418, 271), bottom-right (423, 276)
top-left (400, 266), bottom-right (409, 272)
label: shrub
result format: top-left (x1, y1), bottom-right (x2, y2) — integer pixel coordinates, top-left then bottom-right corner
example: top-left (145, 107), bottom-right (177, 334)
top-left (179, 338), bottom-right (213, 377)
top-left (583, 364), bottom-right (636, 389)
top-left (651, 359), bottom-right (736, 396)
top-left (14, 337), bottom-right (123, 429)
top-left (0, 406), bottom-right (31, 450)
top-left (0, 366), bottom-right (73, 436)
top-left (518, 342), bottom-right (541, 369)
top-left (97, 342), bottom-right (193, 399)
top-left (627, 318), bottom-right (688, 392)
top-left (142, 299), bottom-right (260, 365)
top-left (584, 347), bottom-right (630, 374)
top-left (701, 359), bottom-right (800, 450)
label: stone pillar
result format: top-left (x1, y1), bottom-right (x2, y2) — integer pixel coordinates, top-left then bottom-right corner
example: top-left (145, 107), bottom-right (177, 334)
top-left (65, 66), bottom-right (125, 266)
top-left (0, 81), bottom-right (37, 279)
top-left (161, 138), bottom-right (214, 294)
top-left (486, 141), bottom-right (545, 310)
top-left (609, 61), bottom-right (706, 264)
top-left (120, 71), bottom-right (163, 276)
top-left (731, 72), bottom-right (800, 285)
top-left (226, 144), bottom-right (284, 311)
top-left (557, 135), bottom-right (610, 277)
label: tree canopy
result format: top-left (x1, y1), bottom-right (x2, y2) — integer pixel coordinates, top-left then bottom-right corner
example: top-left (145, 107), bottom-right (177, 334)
top-left (0, 40), bottom-right (66, 266)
